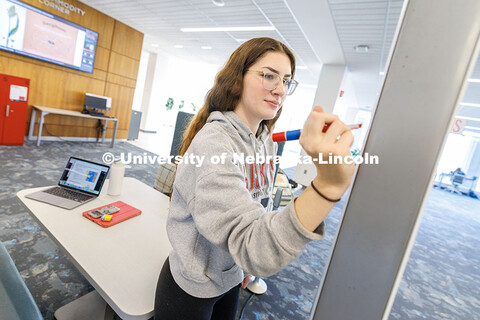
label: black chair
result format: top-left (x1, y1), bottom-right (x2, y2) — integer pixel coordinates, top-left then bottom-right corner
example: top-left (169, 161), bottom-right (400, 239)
top-left (170, 111), bottom-right (195, 157)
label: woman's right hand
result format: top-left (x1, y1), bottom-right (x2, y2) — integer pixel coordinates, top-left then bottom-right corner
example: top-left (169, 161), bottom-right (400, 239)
top-left (299, 106), bottom-right (355, 199)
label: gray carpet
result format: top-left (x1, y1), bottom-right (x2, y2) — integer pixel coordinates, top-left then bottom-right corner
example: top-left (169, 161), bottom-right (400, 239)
top-left (0, 141), bottom-right (479, 320)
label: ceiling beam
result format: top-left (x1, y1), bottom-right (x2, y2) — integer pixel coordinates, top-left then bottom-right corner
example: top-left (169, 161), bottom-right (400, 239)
top-left (284, 0), bottom-right (345, 65)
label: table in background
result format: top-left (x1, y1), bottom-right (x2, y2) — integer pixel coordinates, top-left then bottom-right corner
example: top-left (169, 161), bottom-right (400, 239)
top-left (16, 178), bottom-right (171, 320)
top-left (28, 105), bottom-right (119, 147)
top-left (435, 172), bottom-right (478, 194)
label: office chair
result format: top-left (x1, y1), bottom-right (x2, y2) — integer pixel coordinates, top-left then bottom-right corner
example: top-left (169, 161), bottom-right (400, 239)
top-left (450, 174), bottom-right (465, 195)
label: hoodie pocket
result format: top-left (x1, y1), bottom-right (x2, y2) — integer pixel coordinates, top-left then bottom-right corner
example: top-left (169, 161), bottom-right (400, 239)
top-left (183, 234), bottom-right (211, 284)
top-left (221, 264), bottom-right (242, 288)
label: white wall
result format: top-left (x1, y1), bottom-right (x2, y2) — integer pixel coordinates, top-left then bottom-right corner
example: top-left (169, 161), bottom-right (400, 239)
top-left (132, 50), bottom-right (150, 111)
top-left (134, 49), bottom-right (220, 132)
top-left (152, 57), bottom-right (219, 128)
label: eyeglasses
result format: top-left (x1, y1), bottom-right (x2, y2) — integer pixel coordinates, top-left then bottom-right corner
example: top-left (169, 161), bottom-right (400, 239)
top-left (251, 70), bottom-right (299, 95)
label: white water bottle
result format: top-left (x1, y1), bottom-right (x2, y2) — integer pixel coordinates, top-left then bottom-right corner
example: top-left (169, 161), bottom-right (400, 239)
top-left (108, 161), bottom-right (125, 196)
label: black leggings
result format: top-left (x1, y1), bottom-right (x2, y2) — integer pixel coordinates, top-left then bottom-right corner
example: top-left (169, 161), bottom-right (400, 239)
top-left (154, 257), bottom-right (240, 320)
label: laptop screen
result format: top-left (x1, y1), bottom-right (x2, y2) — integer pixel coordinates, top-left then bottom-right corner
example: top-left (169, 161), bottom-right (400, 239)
top-left (58, 157), bottom-right (110, 196)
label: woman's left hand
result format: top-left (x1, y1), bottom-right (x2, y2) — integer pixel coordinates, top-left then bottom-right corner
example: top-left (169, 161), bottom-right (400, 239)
top-left (241, 275), bottom-right (252, 289)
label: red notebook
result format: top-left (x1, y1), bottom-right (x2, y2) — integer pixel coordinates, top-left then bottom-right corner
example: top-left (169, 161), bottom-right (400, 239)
top-left (83, 201), bottom-right (141, 228)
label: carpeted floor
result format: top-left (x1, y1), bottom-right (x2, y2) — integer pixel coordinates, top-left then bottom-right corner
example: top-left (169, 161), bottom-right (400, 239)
top-left (0, 141), bottom-right (479, 320)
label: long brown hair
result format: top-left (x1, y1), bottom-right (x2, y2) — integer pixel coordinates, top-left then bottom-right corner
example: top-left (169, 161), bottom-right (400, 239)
top-left (178, 37), bottom-right (296, 156)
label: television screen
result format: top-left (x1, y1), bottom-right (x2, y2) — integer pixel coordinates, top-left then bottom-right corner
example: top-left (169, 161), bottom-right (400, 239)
top-left (0, 0), bottom-right (98, 73)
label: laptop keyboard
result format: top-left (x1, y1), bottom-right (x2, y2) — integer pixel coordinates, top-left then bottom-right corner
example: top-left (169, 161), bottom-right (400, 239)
top-left (44, 187), bottom-right (93, 202)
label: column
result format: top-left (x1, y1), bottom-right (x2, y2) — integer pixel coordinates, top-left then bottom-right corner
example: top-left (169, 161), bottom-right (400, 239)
top-left (139, 52), bottom-right (156, 132)
top-left (465, 137), bottom-right (480, 192)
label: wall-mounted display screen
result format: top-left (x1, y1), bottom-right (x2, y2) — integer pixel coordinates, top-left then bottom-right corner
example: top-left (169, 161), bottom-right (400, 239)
top-left (0, 0), bottom-right (98, 73)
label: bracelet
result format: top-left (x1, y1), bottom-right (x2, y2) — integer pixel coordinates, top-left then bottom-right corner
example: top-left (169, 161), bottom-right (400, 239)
top-left (310, 181), bottom-right (342, 203)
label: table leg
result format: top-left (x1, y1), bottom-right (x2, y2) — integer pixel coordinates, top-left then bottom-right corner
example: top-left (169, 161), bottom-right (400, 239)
top-left (36, 112), bottom-right (47, 147)
top-left (28, 108), bottom-right (36, 141)
top-left (102, 120), bottom-right (107, 143)
top-left (111, 121), bottom-right (118, 148)
top-left (104, 303), bottom-right (115, 320)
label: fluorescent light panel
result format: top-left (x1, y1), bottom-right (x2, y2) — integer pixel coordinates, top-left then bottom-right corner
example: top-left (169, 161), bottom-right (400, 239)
top-left (181, 26), bottom-right (275, 32)
top-left (459, 102), bottom-right (480, 108)
top-left (456, 115), bottom-right (480, 121)
top-left (465, 126), bottom-right (480, 131)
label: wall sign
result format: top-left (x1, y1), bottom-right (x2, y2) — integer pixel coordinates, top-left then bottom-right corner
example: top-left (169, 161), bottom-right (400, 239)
top-left (451, 118), bottom-right (467, 135)
top-left (9, 85), bottom-right (28, 101)
top-left (38, 0), bottom-right (85, 16)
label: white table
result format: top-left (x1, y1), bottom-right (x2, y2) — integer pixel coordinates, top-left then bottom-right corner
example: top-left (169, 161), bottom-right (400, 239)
top-left (16, 178), bottom-right (172, 320)
top-left (28, 105), bottom-right (119, 148)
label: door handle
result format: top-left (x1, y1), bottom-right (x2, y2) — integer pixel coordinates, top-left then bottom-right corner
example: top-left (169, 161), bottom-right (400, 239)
top-left (6, 105), bottom-right (9, 117)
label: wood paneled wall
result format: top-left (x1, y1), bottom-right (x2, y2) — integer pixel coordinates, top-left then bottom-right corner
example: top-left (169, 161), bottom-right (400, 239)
top-left (0, 0), bottom-right (143, 139)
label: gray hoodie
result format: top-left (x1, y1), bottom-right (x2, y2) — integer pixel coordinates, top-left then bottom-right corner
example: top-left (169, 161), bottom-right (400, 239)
top-left (167, 111), bottom-right (325, 298)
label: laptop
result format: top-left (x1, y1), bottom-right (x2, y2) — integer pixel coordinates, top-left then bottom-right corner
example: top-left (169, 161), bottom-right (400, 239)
top-left (26, 157), bottom-right (110, 209)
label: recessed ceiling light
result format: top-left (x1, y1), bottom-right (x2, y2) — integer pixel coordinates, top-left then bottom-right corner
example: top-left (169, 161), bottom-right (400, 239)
top-left (468, 78), bottom-right (480, 83)
top-left (296, 66), bottom-right (308, 70)
top-left (379, 71), bottom-right (385, 75)
top-left (174, 45), bottom-right (184, 48)
top-left (354, 45), bottom-right (369, 53)
top-left (212, 0), bottom-right (225, 7)
top-left (181, 26), bottom-right (275, 32)
top-left (201, 46), bottom-right (212, 50)
top-left (151, 43), bottom-right (159, 48)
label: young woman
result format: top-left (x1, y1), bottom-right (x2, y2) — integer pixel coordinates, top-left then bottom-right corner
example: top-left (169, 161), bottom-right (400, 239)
top-left (154, 37), bottom-right (355, 320)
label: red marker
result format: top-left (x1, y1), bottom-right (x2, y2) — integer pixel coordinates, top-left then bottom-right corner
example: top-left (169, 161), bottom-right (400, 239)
top-left (272, 123), bottom-right (362, 142)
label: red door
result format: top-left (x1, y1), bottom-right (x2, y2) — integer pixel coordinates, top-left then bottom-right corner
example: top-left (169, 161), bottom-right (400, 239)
top-left (0, 74), bottom-right (30, 145)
